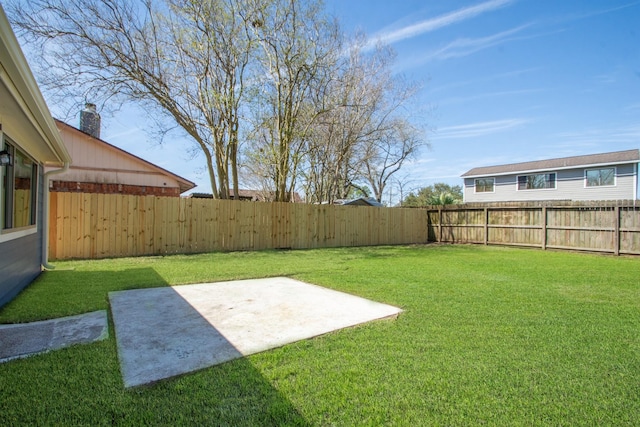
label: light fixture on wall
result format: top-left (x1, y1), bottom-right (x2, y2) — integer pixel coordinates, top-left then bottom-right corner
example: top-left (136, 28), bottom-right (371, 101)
top-left (0, 150), bottom-right (12, 166)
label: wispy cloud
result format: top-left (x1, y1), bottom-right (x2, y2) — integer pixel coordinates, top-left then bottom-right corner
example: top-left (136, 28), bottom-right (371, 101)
top-left (395, 25), bottom-right (562, 70)
top-left (439, 88), bottom-right (544, 106)
top-left (430, 67), bottom-right (544, 93)
top-left (552, 124), bottom-right (640, 145)
top-left (591, 65), bottom-right (630, 86)
top-left (594, 72), bottom-right (618, 85)
top-left (369, 0), bottom-right (515, 47)
top-left (103, 127), bottom-right (143, 141)
top-left (623, 103), bottom-right (640, 112)
top-left (401, 160), bottom-right (469, 187)
top-left (435, 118), bottom-right (531, 139)
top-left (553, 1), bottom-right (640, 24)
top-left (428, 24), bottom-right (530, 60)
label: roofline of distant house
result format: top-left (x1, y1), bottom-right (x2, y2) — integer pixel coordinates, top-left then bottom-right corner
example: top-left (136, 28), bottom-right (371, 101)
top-left (461, 149), bottom-right (640, 178)
top-left (462, 159), bottom-right (640, 179)
top-left (55, 119), bottom-right (196, 193)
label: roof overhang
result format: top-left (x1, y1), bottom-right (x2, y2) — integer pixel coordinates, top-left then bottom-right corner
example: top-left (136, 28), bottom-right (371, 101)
top-left (0, 5), bottom-right (70, 166)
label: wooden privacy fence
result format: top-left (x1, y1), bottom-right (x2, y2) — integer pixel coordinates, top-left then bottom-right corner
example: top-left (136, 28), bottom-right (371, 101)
top-left (427, 201), bottom-right (640, 255)
top-left (49, 192), bottom-right (429, 260)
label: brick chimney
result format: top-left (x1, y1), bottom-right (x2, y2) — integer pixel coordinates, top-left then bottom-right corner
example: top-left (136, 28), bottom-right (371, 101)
top-left (79, 103), bottom-right (100, 139)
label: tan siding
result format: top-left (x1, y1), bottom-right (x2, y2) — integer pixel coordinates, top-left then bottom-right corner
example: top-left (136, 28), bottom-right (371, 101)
top-left (45, 124), bottom-right (183, 190)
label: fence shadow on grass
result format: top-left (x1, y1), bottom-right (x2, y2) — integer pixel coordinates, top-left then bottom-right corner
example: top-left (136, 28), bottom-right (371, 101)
top-left (0, 323), bottom-right (309, 425)
top-left (0, 268), bottom-right (170, 323)
top-left (109, 283), bottom-right (310, 423)
top-left (0, 267), bottom-right (310, 425)
top-left (125, 353), bottom-right (311, 425)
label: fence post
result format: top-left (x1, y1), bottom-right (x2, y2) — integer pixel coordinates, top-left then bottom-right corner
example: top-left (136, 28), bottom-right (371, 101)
top-left (484, 208), bottom-right (488, 245)
top-left (438, 208), bottom-right (442, 243)
top-left (541, 206), bottom-right (547, 250)
top-left (614, 206), bottom-right (620, 256)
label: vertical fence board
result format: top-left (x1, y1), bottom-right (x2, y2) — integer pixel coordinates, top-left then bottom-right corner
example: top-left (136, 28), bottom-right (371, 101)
top-left (61, 193), bottom-right (72, 259)
top-left (56, 193), bottom-right (65, 259)
top-left (49, 192), bottom-right (58, 260)
top-left (80, 193), bottom-right (90, 259)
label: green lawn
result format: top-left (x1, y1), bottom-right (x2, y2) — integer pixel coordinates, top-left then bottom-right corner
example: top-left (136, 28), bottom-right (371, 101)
top-left (1, 245), bottom-right (639, 425)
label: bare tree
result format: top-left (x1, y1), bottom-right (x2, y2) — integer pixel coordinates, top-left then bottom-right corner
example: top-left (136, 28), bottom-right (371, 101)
top-left (390, 174), bottom-right (416, 207)
top-left (363, 118), bottom-right (423, 203)
top-left (6, 0), bottom-right (257, 199)
top-left (245, 0), bottom-right (340, 202)
top-left (301, 37), bottom-right (427, 203)
top-left (9, 0), bottom-right (427, 203)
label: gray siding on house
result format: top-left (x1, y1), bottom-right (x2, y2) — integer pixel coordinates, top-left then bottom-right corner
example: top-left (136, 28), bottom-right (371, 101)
top-left (0, 167), bottom-right (44, 308)
top-left (1, 5), bottom-right (70, 308)
top-left (464, 163), bottom-right (638, 202)
top-left (0, 232), bottom-right (42, 308)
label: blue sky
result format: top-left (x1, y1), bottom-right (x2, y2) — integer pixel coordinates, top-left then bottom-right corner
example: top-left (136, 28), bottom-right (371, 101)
top-left (52, 0), bottom-right (640, 202)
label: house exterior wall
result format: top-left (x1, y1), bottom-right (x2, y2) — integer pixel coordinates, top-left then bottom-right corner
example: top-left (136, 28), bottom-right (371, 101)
top-left (0, 232), bottom-right (42, 307)
top-left (463, 163), bottom-right (638, 202)
top-left (1, 4), bottom-right (70, 307)
top-left (45, 124), bottom-right (185, 195)
top-left (0, 167), bottom-right (44, 308)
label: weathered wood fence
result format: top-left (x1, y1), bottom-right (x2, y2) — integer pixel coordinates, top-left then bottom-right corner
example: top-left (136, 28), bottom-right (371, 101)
top-left (427, 201), bottom-right (640, 256)
top-left (48, 192), bottom-right (428, 260)
top-left (48, 193), bottom-right (640, 260)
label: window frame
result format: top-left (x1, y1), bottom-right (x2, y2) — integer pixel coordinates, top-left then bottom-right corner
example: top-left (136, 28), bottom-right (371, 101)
top-left (584, 167), bottom-right (616, 188)
top-left (1, 133), bottom-right (39, 242)
top-left (516, 172), bottom-right (557, 191)
top-left (474, 177), bottom-right (495, 193)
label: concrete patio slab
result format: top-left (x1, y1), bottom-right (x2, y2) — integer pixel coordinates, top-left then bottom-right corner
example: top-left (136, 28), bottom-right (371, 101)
top-left (0, 310), bottom-right (109, 363)
top-left (109, 277), bottom-right (402, 388)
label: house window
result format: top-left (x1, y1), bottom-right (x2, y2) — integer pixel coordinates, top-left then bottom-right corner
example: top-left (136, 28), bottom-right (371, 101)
top-left (2, 140), bottom-right (37, 230)
top-left (517, 173), bottom-right (556, 190)
top-left (585, 167), bottom-right (615, 187)
top-left (475, 178), bottom-right (494, 193)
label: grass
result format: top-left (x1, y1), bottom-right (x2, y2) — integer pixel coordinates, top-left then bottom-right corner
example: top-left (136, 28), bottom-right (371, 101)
top-left (1, 244), bottom-right (639, 425)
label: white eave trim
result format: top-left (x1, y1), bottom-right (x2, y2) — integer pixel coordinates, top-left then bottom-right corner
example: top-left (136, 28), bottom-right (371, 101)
top-left (0, 5), bottom-right (71, 165)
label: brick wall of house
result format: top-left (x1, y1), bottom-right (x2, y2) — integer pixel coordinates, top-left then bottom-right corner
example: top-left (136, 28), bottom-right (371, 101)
top-left (50, 180), bottom-right (180, 197)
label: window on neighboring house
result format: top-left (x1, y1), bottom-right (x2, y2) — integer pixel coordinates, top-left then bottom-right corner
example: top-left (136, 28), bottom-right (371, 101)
top-left (2, 140), bottom-right (37, 230)
top-left (585, 167), bottom-right (615, 187)
top-left (517, 173), bottom-right (556, 190)
top-left (475, 178), bottom-right (495, 193)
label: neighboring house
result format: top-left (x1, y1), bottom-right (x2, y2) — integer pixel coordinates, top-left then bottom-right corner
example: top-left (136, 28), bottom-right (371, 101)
top-left (189, 190), bottom-right (303, 202)
top-left (334, 198), bottom-right (384, 207)
top-left (461, 149), bottom-right (640, 203)
top-left (0, 5), bottom-right (72, 307)
top-left (189, 191), bottom-right (263, 202)
top-left (46, 112), bottom-right (195, 196)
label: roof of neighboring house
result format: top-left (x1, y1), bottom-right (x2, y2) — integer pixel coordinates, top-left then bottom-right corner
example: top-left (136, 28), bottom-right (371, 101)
top-left (0, 5), bottom-right (70, 166)
top-left (229, 189), bottom-right (270, 201)
top-left (189, 191), bottom-right (260, 200)
top-left (188, 190), bottom-right (303, 202)
top-left (55, 120), bottom-right (196, 193)
top-left (334, 198), bottom-right (384, 207)
top-left (461, 149), bottom-right (640, 178)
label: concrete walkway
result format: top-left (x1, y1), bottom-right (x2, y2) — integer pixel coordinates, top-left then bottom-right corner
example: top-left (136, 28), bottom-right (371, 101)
top-left (0, 310), bottom-right (109, 363)
top-left (109, 277), bottom-right (402, 388)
